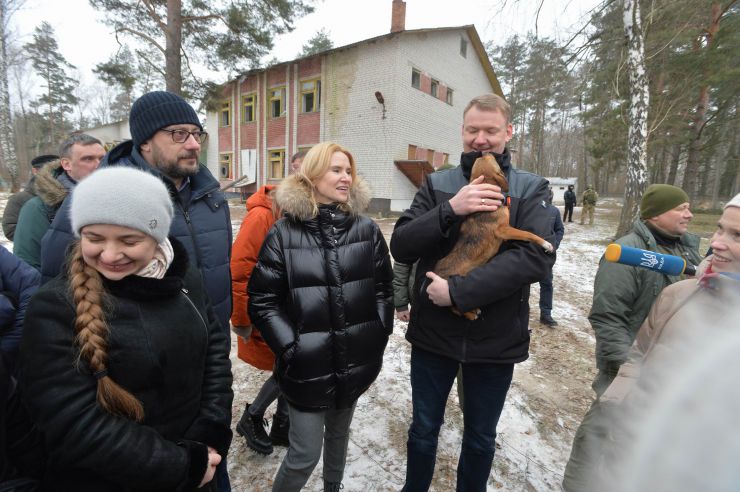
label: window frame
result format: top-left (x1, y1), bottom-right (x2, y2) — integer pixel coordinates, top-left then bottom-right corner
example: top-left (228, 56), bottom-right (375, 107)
top-left (446, 88), bottom-right (454, 105)
top-left (268, 86), bottom-right (286, 119)
top-left (268, 149), bottom-right (286, 179)
top-left (218, 152), bottom-right (233, 179)
top-left (460, 37), bottom-right (468, 58)
top-left (241, 92), bottom-right (257, 123)
top-left (431, 79), bottom-right (439, 98)
top-left (219, 100), bottom-right (231, 127)
top-left (300, 79), bottom-right (321, 113)
top-left (411, 68), bottom-right (421, 89)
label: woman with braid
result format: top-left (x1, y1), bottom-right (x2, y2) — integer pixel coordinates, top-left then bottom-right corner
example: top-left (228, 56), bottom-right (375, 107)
top-left (18, 167), bottom-right (233, 491)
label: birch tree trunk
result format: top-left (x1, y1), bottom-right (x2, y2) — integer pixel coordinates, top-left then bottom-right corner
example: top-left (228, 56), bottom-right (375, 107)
top-left (0, 0), bottom-right (20, 192)
top-left (616, 0), bottom-right (649, 238)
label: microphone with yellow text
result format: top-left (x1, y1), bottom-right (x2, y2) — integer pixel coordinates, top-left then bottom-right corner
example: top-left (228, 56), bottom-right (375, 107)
top-left (604, 243), bottom-right (697, 276)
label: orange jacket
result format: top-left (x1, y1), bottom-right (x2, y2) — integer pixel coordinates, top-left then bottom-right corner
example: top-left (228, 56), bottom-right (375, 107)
top-left (230, 185), bottom-right (277, 370)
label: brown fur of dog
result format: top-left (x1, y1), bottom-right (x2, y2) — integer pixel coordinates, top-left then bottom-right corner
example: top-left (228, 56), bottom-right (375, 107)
top-left (434, 154), bottom-right (553, 320)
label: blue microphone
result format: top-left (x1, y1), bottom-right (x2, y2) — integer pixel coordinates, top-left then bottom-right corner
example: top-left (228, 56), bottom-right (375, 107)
top-left (604, 243), bottom-right (696, 276)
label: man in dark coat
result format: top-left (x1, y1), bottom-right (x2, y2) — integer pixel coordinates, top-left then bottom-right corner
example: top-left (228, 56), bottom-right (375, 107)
top-left (391, 94), bottom-right (555, 491)
top-left (2, 154), bottom-right (58, 241)
top-left (563, 184), bottom-right (576, 222)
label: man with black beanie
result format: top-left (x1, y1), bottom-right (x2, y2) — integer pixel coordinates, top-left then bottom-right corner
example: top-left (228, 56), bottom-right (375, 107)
top-left (36, 92), bottom-right (233, 489)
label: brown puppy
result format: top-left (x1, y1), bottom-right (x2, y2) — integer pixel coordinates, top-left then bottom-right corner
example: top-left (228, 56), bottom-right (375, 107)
top-left (435, 153), bottom-right (553, 320)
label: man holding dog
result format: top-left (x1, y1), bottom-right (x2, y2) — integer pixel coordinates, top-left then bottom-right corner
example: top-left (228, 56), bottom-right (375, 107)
top-left (391, 93), bottom-right (555, 491)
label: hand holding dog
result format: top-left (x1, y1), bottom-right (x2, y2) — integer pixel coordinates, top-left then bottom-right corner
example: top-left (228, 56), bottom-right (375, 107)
top-left (425, 272), bottom-right (452, 307)
top-left (448, 175), bottom-right (504, 216)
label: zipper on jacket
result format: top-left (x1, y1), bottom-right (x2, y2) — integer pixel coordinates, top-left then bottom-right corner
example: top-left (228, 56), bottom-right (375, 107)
top-left (180, 288), bottom-right (209, 343)
top-left (177, 202), bottom-right (204, 268)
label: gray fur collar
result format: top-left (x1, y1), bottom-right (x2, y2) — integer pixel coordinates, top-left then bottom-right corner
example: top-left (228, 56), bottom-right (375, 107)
top-left (275, 173), bottom-right (371, 221)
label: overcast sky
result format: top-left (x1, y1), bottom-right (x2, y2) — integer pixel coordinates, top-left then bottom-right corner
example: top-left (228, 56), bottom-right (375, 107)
top-left (11, 0), bottom-right (599, 93)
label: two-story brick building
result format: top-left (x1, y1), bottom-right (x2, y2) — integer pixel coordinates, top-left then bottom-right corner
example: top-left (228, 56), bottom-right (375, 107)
top-left (211, 0), bottom-right (502, 213)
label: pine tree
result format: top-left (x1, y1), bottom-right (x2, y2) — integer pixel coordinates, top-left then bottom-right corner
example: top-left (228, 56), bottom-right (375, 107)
top-left (297, 28), bottom-right (333, 58)
top-left (88, 0), bottom-right (314, 95)
top-left (25, 21), bottom-right (78, 146)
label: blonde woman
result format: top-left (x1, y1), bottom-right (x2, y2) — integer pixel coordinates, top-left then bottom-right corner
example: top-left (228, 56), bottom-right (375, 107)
top-left (248, 142), bottom-right (393, 491)
top-left (19, 167), bottom-right (233, 491)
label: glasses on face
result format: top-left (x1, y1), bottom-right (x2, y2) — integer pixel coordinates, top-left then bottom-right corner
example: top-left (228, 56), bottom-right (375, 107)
top-left (159, 128), bottom-right (208, 144)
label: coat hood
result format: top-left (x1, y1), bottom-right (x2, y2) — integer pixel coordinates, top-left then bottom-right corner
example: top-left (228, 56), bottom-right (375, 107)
top-left (34, 160), bottom-right (69, 208)
top-left (246, 185), bottom-right (276, 214)
top-left (275, 173), bottom-right (371, 221)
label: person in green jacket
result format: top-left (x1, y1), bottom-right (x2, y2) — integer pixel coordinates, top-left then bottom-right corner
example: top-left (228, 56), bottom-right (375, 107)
top-left (562, 184), bottom-right (702, 492)
top-left (12, 135), bottom-right (104, 269)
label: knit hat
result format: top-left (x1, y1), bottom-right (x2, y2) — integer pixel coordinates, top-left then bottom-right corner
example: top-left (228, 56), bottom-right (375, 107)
top-left (129, 91), bottom-right (202, 148)
top-left (71, 167), bottom-right (174, 243)
top-left (31, 154), bottom-right (59, 169)
top-left (640, 184), bottom-right (690, 219)
top-left (724, 193), bottom-right (740, 210)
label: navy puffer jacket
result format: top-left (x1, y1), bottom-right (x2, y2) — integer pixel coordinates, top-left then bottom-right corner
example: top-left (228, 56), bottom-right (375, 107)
top-left (248, 174), bottom-right (393, 411)
top-left (0, 247), bottom-right (40, 373)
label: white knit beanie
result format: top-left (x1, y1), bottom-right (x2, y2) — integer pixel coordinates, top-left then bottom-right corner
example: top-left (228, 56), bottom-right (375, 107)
top-left (724, 193), bottom-right (740, 210)
top-left (71, 167), bottom-right (174, 242)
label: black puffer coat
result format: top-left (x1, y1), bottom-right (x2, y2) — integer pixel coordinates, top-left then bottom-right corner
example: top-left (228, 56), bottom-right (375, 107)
top-left (19, 239), bottom-right (233, 491)
top-left (248, 174), bottom-right (393, 411)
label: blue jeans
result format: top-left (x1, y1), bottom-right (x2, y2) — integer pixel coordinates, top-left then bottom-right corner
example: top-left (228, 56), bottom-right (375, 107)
top-left (403, 347), bottom-right (514, 492)
top-left (539, 268), bottom-right (554, 315)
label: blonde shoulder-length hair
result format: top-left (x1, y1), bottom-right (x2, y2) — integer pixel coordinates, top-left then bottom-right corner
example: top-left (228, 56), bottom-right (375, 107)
top-left (296, 142), bottom-right (357, 214)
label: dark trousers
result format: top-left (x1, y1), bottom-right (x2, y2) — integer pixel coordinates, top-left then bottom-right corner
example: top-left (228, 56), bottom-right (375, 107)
top-left (563, 204), bottom-right (574, 222)
top-left (402, 347), bottom-right (514, 492)
top-left (539, 268), bottom-right (554, 316)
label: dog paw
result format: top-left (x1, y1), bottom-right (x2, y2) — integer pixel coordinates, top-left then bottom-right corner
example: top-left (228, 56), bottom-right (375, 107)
top-left (541, 241), bottom-right (554, 254)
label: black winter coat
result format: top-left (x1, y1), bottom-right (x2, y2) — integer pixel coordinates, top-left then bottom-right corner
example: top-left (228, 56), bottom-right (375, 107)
top-left (248, 175), bottom-right (393, 411)
top-left (19, 239), bottom-right (233, 491)
top-left (564, 189), bottom-right (577, 206)
top-left (391, 150), bottom-right (555, 364)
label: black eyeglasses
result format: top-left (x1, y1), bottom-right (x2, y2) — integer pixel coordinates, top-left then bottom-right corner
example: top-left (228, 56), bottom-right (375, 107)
top-left (159, 129), bottom-right (208, 144)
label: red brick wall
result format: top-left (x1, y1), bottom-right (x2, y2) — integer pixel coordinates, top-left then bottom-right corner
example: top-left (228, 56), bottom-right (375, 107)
top-left (420, 73), bottom-right (431, 93)
top-left (267, 67), bottom-right (286, 87)
top-left (297, 112), bottom-right (320, 146)
top-left (298, 57), bottom-right (321, 78)
top-left (266, 119), bottom-right (285, 148)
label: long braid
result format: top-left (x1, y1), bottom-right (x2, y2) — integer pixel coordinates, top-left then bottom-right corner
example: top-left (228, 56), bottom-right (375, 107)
top-left (67, 242), bottom-right (144, 421)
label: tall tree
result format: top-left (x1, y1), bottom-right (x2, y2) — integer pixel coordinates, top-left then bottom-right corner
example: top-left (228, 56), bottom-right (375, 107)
top-left (89, 0), bottom-right (315, 95)
top-left (0, 0), bottom-right (23, 192)
top-left (297, 28), bottom-right (333, 57)
top-left (680, 1), bottom-right (737, 202)
top-left (94, 45), bottom-right (138, 117)
top-left (616, 0), bottom-right (649, 237)
top-left (25, 22), bottom-right (78, 147)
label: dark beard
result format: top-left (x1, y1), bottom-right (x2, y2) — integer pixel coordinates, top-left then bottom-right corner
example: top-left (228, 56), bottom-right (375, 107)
top-left (158, 159), bottom-right (199, 180)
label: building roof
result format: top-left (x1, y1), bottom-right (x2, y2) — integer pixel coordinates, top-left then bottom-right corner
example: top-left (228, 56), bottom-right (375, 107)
top-left (231, 25), bottom-right (502, 97)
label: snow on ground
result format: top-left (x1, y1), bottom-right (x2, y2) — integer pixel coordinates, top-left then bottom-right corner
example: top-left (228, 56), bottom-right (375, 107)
top-left (0, 191), bottom-right (631, 491)
top-left (225, 199), bottom-right (628, 491)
